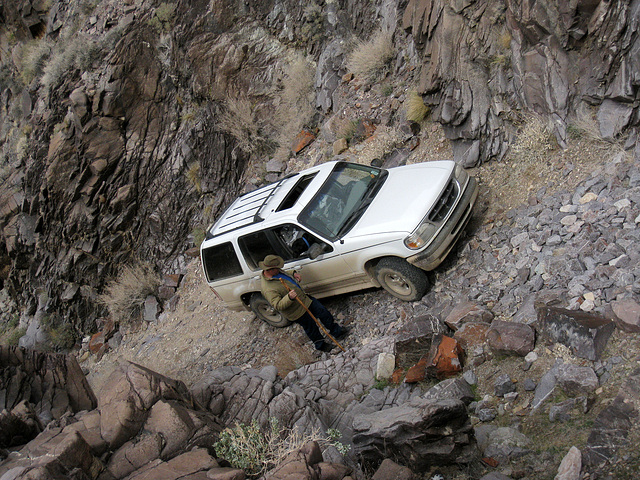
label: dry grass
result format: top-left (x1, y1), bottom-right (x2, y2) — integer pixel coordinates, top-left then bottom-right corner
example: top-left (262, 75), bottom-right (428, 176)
top-left (279, 55), bottom-right (315, 119)
top-left (98, 262), bottom-right (162, 325)
top-left (17, 38), bottom-right (52, 85)
top-left (346, 30), bottom-right (394, 83)
top-left (405, 91), bottom-right (429, 124)
top-left (568, 106), bottom-right (627, 156)
top-left (185, 162), bottom-right (201, 193)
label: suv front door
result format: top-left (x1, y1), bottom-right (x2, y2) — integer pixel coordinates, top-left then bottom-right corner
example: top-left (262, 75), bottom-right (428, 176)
top-left (238, 223), bottom-right (355, 296)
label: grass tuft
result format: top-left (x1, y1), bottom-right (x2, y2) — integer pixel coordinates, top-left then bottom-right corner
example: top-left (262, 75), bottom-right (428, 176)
top-left (405, 91), bottom-right (429, 124)
top-left (217, 95), bottom-right (271, 155)
top-left (346, 30), bottom-right (394, 83)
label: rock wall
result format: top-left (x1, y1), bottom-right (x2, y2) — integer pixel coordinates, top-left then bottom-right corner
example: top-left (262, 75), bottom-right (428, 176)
top-left (1, 0), bottom-right (639, 336)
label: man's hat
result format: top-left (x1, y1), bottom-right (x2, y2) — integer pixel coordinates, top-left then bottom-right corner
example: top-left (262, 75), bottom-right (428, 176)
top-left (259, 254), bottom-right (284, 270)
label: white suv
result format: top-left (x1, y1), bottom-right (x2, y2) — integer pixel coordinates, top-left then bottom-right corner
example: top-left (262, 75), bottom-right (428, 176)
top-left (200, 160), bottom-right (478, 327)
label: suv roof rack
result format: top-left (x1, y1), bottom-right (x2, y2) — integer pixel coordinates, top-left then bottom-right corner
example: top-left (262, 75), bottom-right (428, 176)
top-left (206, 173), bottom-right (299, 239)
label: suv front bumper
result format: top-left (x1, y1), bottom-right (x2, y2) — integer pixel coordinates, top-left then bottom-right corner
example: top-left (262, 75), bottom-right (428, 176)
top-left (407, 176), bottom-right (478, 271)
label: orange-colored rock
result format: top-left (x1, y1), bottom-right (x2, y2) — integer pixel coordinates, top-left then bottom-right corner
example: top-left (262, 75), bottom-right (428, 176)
top-left (426, 335), bottom-right (463, 379)
top-left (88, 332), bottom-right (106, 354)
top-left (482, 457), bottom-right (499, 467)
top-left (291, 129), bottom-right (316, 154)
top-left (391, 368), bottom-right (405, 384)
top-left (404, 357), bottom-right (427, 384)
top-left (453, 321), bottom-right (491, 349)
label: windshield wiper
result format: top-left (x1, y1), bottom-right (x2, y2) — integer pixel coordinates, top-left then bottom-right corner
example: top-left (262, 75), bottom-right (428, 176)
top-left (336, 172), bottom-right (387, 237)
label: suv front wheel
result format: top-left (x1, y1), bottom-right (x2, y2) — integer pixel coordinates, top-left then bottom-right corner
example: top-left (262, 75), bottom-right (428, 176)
top-left (250, 293), bottom-right (292, 328)
top-left (373, 257), bottom-right (429, 302)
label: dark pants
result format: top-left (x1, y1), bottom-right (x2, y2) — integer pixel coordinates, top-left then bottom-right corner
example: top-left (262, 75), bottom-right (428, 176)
top-left (295, 298), bottom-right (342, 349)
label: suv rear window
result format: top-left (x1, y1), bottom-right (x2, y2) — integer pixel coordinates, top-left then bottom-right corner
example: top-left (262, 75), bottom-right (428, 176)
top-left (202, 242), bottom-right (243, 282)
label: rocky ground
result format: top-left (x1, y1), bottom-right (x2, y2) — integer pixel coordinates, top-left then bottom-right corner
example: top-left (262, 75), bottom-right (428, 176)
top-left (79, 111), bottom-right (640, 479)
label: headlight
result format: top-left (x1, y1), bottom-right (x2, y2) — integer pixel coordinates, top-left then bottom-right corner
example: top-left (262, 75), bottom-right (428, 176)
top-left (404, 222), bottom-right (437, 249)
top-left (454, 163), bottom-right (468, 183)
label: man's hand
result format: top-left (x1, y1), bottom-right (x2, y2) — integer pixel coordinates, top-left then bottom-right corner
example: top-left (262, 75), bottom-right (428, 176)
top-left (293, 272), bottom-right (302, 282)
top-left (288, 290), bottom-right (297, 300)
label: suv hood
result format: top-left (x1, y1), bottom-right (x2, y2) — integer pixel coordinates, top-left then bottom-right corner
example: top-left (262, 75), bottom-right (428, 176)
top-left (346, 161), bottom-right (454, 238)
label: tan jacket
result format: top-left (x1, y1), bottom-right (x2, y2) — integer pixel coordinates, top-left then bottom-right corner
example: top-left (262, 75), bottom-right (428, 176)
top-left (260, 270), bottom-right (312, 321)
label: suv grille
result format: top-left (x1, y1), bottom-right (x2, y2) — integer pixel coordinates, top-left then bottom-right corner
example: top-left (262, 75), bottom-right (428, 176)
top-left (428, 179), bottom-right (458, 223)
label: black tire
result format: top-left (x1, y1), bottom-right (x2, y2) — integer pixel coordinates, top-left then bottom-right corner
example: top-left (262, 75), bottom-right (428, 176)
top-left (373, 257), bottom-right (429, 301)
top-left (249, 293), bottom-right (292, 328)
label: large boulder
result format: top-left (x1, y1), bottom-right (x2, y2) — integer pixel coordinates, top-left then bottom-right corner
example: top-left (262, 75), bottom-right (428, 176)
top-left (352, 398), bottom-right (476, 470)
top-left (98, 361), bottom-right (200, 449)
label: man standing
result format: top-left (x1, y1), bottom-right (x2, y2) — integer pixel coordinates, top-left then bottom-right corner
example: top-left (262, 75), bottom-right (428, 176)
top-left (259, 255), bottom-right (349, 352)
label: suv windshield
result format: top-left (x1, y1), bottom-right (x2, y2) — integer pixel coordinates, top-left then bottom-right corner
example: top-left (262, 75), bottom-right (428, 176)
top-left (299, 162), bottom-right (387, 239)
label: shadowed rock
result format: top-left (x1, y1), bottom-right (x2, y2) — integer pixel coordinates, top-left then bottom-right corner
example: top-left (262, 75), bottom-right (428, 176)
top-left (0, 346), bottom-right (97, 440)
top-left (352, 398), bottom-right (476, 470)
top-left (535, 307), bottom-right (615, 361)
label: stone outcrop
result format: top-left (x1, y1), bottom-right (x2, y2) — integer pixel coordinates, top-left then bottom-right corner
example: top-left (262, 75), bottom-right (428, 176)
top-left (0, 346), bottom-right (96, 445)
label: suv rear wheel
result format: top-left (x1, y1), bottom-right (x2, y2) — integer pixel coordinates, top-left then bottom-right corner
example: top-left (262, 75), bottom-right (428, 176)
top-left (374, 257), bottom-right (429, 301)
top-left (250, 293), bottom-right (292, 328)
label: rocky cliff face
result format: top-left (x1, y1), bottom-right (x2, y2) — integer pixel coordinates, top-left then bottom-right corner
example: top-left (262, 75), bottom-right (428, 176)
top-left (1, 0), bottom-right (639, 338)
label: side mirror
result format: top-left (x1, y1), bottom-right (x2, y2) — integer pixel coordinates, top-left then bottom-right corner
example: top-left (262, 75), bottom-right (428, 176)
top-left (308, 243), bottom-right (330, 260)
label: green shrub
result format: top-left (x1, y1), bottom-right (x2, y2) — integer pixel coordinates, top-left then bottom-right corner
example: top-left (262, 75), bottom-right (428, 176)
top-left (149, 2), bottom-right (176, 32)
top-left (215, 420), bottom-right (272, 476)
top-left (98, 262), bottom-right (162, 325)
top-left (381, 84), bottom-right (394, 97)
top-left (372, 377), bottom-right (390, 390)
top-left (49, 323), bottom-right (76, 350)
top-left (6, 327), bottom-right (26, 346)
top-left (346, 30), bottom-right (394, 83)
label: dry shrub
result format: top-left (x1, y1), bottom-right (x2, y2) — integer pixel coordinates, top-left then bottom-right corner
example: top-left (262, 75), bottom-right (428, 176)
top-left (17, 39), bottom-right (52, 85)
top-left (498, 31), bottom-right (512, 50)
top-left (346, 30), bottom-right (394, 83)
top-left (279, 54), bottom-right (314, 118)
top-left (273, 338), bottom-right (315, 377)
top-left (98, 262), bottom-right (162, 325)
top-left (511, 115), bottom-right (557, 162)
top-left (272, 54), bottom-right (315, 162)
top-left (214, 418), bottom-right (347, 477)
top-left (335, 117), bottom-right (359, 142)
top-left (217, 95), bottom-right (268, 154)
top-left (405, 91), bottom-right (429, 124)
top-left (568, 107), bottom-right (626, 148)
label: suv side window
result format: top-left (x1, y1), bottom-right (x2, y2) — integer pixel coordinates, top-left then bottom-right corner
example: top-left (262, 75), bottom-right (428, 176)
top-left (238, 224), bottom-right (330, 270)
top-left (202, 242), bottom-right (244, 282)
